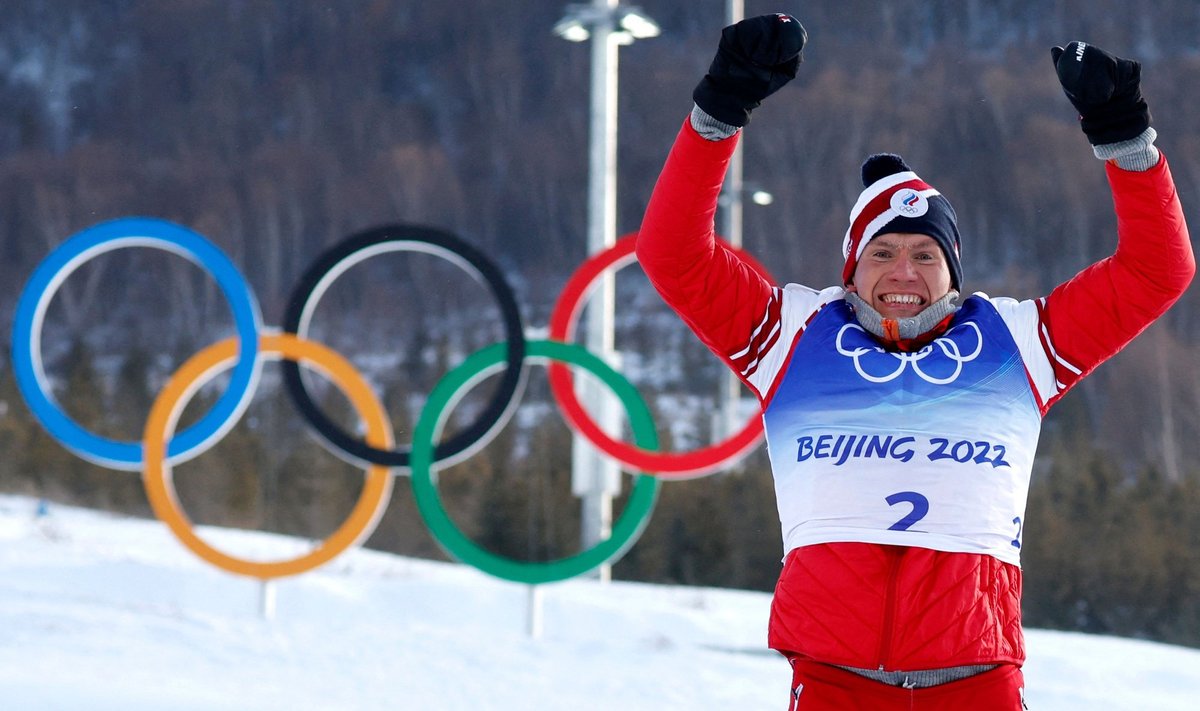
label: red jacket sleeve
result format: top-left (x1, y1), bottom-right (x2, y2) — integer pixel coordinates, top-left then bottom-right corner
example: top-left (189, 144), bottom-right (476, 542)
top-left (1039, 155), bottom-right (1195, 404)
top-left (636, 118), bottom-right (780, 383)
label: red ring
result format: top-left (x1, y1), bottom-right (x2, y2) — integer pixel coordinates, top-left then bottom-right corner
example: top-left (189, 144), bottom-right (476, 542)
top-left (548, 233), bottom-right (772, 478)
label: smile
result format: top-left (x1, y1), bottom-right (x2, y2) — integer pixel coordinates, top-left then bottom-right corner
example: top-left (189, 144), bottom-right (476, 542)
top-left (881, 293), bottom-right (925, 305)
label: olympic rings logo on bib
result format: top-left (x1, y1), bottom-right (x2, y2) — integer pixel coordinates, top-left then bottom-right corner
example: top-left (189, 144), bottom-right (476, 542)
top-left (11, 219), bottom-right (768, 583)
top-left (835, 321), bottom-right (983, 385)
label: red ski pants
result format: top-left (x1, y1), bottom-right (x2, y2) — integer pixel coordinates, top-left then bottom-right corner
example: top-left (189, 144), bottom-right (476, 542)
top-left (787, 660), bottom-right (1026, 711)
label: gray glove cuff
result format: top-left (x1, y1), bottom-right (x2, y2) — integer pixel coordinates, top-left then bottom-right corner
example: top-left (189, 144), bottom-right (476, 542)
top-left (1093, 126), bottom-right (1160, 171)
top-left (690, 104), bottom-right (741, 141)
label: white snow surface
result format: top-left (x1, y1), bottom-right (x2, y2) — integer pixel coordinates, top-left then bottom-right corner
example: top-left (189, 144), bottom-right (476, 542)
top-left (2, 495), bottom-right (1199, 710)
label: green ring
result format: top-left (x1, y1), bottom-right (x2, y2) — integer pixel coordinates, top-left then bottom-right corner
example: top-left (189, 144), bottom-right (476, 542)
top-left (410, 339), bottom-right (660, 584)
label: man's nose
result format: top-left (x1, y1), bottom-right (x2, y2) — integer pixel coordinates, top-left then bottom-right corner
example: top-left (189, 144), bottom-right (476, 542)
top-left (888, 256), bottom-right (918, 279)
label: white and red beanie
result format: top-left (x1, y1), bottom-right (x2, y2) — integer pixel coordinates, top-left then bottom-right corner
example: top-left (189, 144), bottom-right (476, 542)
top-left (841, 153), bottom-right (963, 290)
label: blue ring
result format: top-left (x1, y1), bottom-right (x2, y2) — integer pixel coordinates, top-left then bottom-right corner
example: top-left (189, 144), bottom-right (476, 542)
top-left (10, 217), bottom-right (262, 470)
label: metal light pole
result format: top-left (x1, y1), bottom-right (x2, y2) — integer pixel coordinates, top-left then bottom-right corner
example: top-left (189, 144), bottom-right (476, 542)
top-left (715, 0), bottom-right (745, 442)
top-left (555, 1), bottom-right (659, 582)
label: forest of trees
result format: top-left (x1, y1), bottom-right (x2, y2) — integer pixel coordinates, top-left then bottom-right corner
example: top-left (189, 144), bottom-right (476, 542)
top-left (2, 0), bottom-right (1200, 647)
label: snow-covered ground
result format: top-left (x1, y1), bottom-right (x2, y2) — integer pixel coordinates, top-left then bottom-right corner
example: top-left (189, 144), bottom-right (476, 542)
top-left (2, 494), bottom-right (1198, 710)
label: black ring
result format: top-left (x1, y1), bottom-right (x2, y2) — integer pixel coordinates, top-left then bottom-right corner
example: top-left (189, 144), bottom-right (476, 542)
top-left (281, 224), bottom-right (526, 468)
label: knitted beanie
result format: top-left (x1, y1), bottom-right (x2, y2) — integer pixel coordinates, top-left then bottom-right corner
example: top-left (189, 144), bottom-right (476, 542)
top-left (841, 154), bottom-right (963, 290)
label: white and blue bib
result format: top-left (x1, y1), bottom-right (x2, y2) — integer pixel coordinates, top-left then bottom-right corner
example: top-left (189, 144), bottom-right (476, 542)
top-left (763, 296), bottom-right (1042, 566)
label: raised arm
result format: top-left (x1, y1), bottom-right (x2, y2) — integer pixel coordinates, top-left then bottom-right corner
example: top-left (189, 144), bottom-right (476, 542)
top-left (1034, 43), bottom-right (1195, 405)
top-left (637, 14), bottom-right (806, 383)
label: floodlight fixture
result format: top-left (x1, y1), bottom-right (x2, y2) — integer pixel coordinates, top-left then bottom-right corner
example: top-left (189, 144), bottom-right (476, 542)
top-left (751, 190), bottom-right (774, 206)
top-left (554, 3), bottom-right (660, 44)
top-left (618, 9), bottom-right (660, 39)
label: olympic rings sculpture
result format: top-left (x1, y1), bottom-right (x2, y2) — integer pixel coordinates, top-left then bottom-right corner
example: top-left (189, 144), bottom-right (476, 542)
top-left (11, 217), bottom-right (768, 583)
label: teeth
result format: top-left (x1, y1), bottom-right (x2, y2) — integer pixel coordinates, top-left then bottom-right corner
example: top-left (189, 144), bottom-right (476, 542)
top-left (882, 294), bottom-right (923, 305)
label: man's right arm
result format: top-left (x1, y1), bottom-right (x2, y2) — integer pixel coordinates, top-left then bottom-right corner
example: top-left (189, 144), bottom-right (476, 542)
top-left (636, 14), bottom-right (807, 391)
top-left (636, 116), bottom-right (783, 389)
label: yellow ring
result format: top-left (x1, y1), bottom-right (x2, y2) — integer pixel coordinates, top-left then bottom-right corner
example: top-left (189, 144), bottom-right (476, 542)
top-left (142, 333), bottom-right (394, 579)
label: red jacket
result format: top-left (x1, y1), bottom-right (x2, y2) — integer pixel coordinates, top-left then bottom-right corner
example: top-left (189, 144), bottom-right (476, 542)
top-left (637, 118), bottom-right (1194, 670)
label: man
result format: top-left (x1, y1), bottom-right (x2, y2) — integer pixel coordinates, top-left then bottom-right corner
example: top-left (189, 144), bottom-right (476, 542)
top-left (637, 14), bottom-right (1194, 710)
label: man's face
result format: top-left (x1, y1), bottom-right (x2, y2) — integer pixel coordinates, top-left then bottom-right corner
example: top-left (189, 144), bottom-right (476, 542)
top-left (846, 233), bottom-right (953, 319)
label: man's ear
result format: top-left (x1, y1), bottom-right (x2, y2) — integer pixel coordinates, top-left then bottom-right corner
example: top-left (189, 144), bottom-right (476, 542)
top-left (844, 282), bottom-right (858, 294)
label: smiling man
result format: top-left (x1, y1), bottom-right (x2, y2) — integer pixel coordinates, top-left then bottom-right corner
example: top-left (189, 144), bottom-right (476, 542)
top-left (637, 13), bottom-right (1194, 711)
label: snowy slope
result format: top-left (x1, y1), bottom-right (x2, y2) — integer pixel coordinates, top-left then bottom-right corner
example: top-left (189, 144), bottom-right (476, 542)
top-left (1, 495), bottom-right (1198, 710)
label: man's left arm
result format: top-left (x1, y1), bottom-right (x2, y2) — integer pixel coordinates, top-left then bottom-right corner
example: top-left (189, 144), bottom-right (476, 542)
top-left (1033, 43), bottom-right (1195, 406)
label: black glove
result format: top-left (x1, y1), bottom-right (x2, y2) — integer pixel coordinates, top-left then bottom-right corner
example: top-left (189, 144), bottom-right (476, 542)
top-left (1050, 41), bottom-right (1151, 145)
top-left (692, 13), bottom-right (807, 128)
